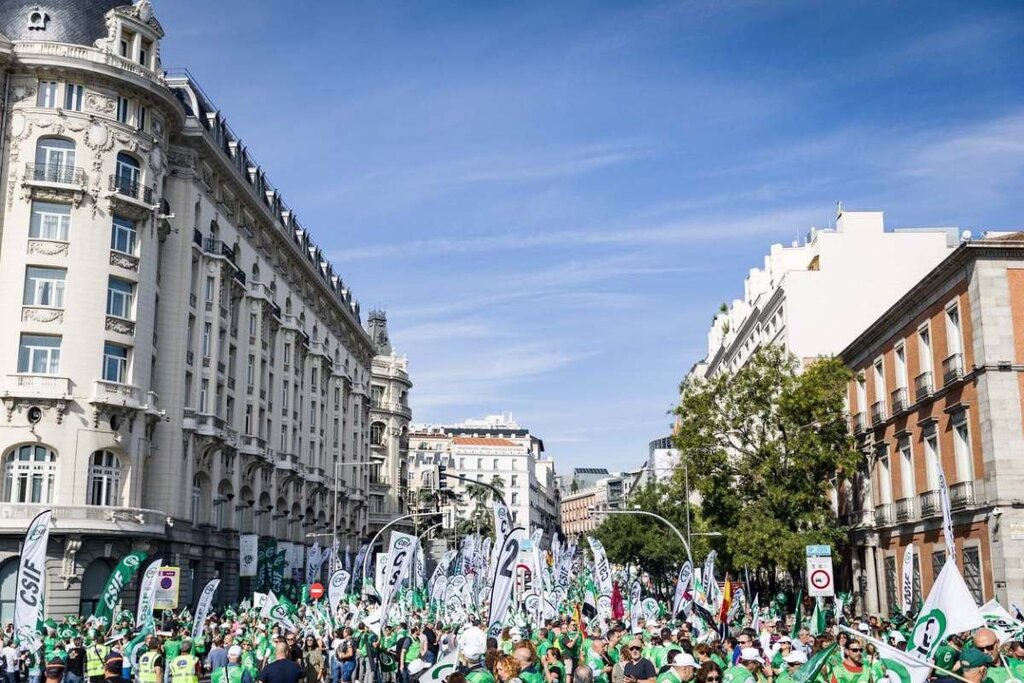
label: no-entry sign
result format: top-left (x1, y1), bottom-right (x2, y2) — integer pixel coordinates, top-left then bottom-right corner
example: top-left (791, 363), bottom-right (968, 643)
top-left (806, 545), bottom-right (834, 597)
top-left (310, 582), bottom-right (325, 600)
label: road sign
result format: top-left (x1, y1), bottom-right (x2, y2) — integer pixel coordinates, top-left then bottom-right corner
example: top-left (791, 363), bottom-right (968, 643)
top-left (154, 566), bottom-right (180, 609)
top-left (309, 582), bottom-right (325, 600)
top-left (806, 546), bottom-right (834, 597)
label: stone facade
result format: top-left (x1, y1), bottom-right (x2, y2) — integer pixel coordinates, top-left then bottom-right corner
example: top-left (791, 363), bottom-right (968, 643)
top-left (0, 1), bottom-right (384, 617)
top-left (840, 236), bottom-right (1024, 612)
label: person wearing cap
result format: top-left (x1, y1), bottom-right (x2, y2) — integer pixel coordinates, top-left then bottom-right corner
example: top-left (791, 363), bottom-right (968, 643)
top-left (85, 636), bottom-right (111, 683)
top-left (103, 651), bottom-right (126, 683)
top-left (769, 639), bottom-right (792, 675)
top-left (973, 627), bottom-right (1024, 683)
top-left (66, 636), bottom-right (87, 683)
top-left (460, 638), bottom-right (494, 683)
top-left (657, 653), bottom-right (696, 683)
top-left (958, 648), bottom-right (994, 683)
top-left (775, 650), bottom-right (806, 683)
top-left (723, 649), bottom-right (769, 683)
top-left (211, 646), bottom-right (253, 683)
top-left (168, 641), bottom-right (199, 683)
top-left (828, 638), bottom-right (869, 683)
top-left (622, 638), bottom-right (656, 683)
top-left (45, 658), bottom-right (66, 683)
top-left (138, 636), bottom-right (164, 683)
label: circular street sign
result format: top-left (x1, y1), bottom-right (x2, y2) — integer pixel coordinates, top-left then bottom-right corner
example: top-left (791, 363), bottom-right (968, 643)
top-left (310, 582), bottom-right (325, 600)
top-left (809, 569), bottom-right (831, 590)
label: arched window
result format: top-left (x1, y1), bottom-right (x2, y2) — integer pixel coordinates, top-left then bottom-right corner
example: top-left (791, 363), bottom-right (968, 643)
top-left (35, 138), bottom-right (77, 183)
top-left (191, 473), bottom-right (210, 526)
top-left (3, 444), bottom-right (57, 503)
top-left (216, 480), bottom-right (233, 530)
top-left (285, 298), bottom-right (292, 314)
top-left (370, 422), bottom-right (386, 446)
top-left (275, 497), bottom-right (288, 538)
top-left (258, 492), bottom-right (272, 536)
top-left (78, 559), bottom-right (113, 617)
top-left (0, 558), bottom-right (17, 624)
top-left (251, 263), bottom-right (260, 282)
top-left (239, 485), bottom-right (255, 533)
top-left (114, 152), bottom-right (141, 198)
top-left (87, 450), bottom-right (121, 506)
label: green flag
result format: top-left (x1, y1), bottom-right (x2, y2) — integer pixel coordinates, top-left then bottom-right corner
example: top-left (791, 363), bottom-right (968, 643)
top-left (810, 598), bottom-right (826, 636)
top-left (93, 551), bottom-right (148, 626)
top-left (792, 643), bottom-right (837, 683)
top-left (790, 590), bottom-right (804, 639)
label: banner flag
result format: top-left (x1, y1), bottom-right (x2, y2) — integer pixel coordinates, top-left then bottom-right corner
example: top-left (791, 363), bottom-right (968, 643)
top-left (839, 627), bottom-right (932, 683)
top-left (239, 534), bottom-right (258, 577)
top-left (14, 509), bottom-right (51, 647)
top-left (306, 543), bottom-right (321, 585)
top-left (329, 569), bottom-right (351, 616)
top-left (908, 560), bottom-right (984, 661)
top-left (261, 591), bottom-right (297, 633)
top-left (190, 579), bottom-right (220, 640)
top-left (380, 532), bottom-right (416, 625)
top-left (901, 544), bottom-right (915, 615)
top-left (935, 457), bottom-right (957, 567)
top-left (352, 544), bottom-right (369, 589)
top-left (94, 550), bottom-right (147, 626)
top-left (136, 559), bottom-right (163, 629)
top-left (487, 526), bottom-right (526, 637)
top-left (980, 600), bottom-right (1024, 642)
top-left (672, 561), bottom-right (692, 618)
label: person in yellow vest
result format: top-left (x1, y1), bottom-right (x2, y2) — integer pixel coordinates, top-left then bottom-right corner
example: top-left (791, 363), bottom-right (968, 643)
top-left (138, 637), bottom-right (165, 683)
top-left (211, 646), bottom-right (254, 683)
top-left (86, 640), bottom-right (112, 683)
top-left (167, 641), bottom-right (199, 683)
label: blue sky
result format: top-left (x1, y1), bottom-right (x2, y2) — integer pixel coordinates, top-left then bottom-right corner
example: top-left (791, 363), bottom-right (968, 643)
top-left (156, 0), bottom-right (1024, 471)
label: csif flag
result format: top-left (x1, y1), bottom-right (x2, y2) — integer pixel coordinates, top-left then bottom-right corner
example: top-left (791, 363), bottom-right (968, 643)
top-left (94, 550), bottom-right (147, 625)
top-left (839, 627), bottom-right (932, 683)
top-left (379, 532), bottom-right (416, 625)
top-left (14, 509), bottom-right (51, 648)
top-left (907, 560), bottom-right (984, 661)
top-left (487, 526), bottom-right (526, 637)
top-left (901, 544), bottom-right (915, 615)
top-left (190, 579), bottom-right (220, 641)
top-left (136, 559), bottom-right (163, 630)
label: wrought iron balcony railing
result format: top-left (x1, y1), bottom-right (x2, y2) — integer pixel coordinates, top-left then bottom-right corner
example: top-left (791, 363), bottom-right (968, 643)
top-left (27, 162), bottom-right (86, 185)
top-left (109, 174), bottom-right (154, 204)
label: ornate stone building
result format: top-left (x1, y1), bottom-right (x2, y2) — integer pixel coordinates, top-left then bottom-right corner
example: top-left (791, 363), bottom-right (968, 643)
top-left (365, 311), bottom-right (413, 541)
top-left (0, 0), bottom-right (381, 617)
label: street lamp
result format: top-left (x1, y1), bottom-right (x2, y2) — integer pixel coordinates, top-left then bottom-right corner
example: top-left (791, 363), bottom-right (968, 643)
top-left (361, 511), bottom-right (439, 595)
top-left (333, 460), bottom-right (376, 570)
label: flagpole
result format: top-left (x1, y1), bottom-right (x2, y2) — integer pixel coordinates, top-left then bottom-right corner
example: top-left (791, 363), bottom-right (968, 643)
top-left (837, 626), bottom-right (973, 683)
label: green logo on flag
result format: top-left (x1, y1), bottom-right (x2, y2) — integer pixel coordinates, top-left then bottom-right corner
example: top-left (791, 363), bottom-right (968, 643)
top-left (909, 608), bottom-right (947, 660)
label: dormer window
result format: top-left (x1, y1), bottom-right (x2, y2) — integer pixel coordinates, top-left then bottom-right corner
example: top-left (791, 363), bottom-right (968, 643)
top-left (119, 30), bottom-right (133, 58)
top-left (28, 9), bottom-right (49, 31)
top-left (139, 39), bottom-right (152, 67)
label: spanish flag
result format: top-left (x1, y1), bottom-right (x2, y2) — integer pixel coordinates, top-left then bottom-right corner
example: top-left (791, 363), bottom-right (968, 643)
top-left (718, 575), bottom-right (732, 625)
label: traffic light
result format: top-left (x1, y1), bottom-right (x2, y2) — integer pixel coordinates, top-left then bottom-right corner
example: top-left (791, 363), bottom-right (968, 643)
top-left (437, 464), bottom-right (448, 490)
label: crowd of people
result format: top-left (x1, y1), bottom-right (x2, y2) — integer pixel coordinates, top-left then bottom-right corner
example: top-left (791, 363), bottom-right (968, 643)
top-left (3, 601), bottom-right (1023, 683)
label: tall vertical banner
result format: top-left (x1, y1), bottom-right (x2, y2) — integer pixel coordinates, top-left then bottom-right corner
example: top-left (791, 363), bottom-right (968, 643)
top-left (379, 533), bottom-right (416, 625)
top-left (136, 559), bottom-right (164, 630)
top-left (352, 544), bottom-right (368, 589)
top-left (587, 537), bottom-right (613, 619)
top-left (935, 456), bottom-right (957, 566)
top-left (490, 503), bottom-right (512, 579)
top-left (487, 526), bottom-right (527, 637)
top-left (375, 553), bottom-right (389, 593)
top-left (190, 579), bottom-right (220, 641)
top-left (901, 544), bottom-right (915, 614)
top-left (239, 535), bottom-right (258, 577)
top-left (329, 569), bottom-right (351, 616)
top-left (15, 509), bottom-right (51, 647)
top-left (703, 551), bottom-right (719, 609)
top-left (630, 580), bottom-right (643, 633)
top-left (307, 543), bottom-right (322, 585)
top-left (672, 561), bottom-right (693, 619)
top-left (94, 550), bottom-right (147, 625)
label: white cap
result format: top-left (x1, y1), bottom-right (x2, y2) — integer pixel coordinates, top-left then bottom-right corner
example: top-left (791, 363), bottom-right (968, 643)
top-left (784, 652), bottom-right (808, 665)
top-left (857, 623), bottom-right (870, 633)
top-left (227, 645), bottom-right (242, 658)
top-left (890, 632), bottom-right (906, 644)
top-left (740, 648), bottom-right (763, 664)
top-left (509, 627), bottom-right (522, 639)
top-left (671, 653), bottom-right (697, 668)
top-left (460, 627), bottom-right (487, 660)
top-left (777, 636), bottom-right (792, 644)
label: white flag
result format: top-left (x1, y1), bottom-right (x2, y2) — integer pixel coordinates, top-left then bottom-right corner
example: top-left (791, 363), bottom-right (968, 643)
top-left (260, 591), bottom-right (296, 632)
top-left (239, 534), bottom-right (258, 577)
top-left (935, 458), bottom-right (957, 566)
top-left (136, 560), bottom-right (163, 629)
top-left (15, 509), bottom-right (51, 648)
top-left (379, 532), bottom-right (416, 625)
top-left (907, 560), bottom-right (984, 661)
top-left (841, 627), bottom-right (931, 683)
top-left (901, 544), bottom-right (915, 615)
top-left (329, 569), bottom-right (351, 617)
top-left (980, 600), bottom-right (1024, 642)
top-left (191, 579), bottom-right (220, 641)
top-left (672, 561), bottom-right (692, 619)
top-left (487, 527), bottom-right (526, 637)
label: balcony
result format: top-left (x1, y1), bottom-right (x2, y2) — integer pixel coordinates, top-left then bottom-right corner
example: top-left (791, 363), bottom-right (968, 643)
top-left (915, 371), bottom-right (934, 402)
top-left (852, 412), bottom-right (866, 434)
top-left (196, 413), bottom-right (225, 436)
top-left (895, 497), bottom-right (917, 522)
top-left (105, 315), bottom-right (135, 336)
top-left (25, 162), bottom-right (86, 186)
top-left (1, 374), bottom-right (72, 400)
top-left (240, 434), bottom-right (266, 455)
top-left (182, 407), bottom-right (197, 430)
top-left (919, 490), bottom-right (940, 517)
top-left (373, 401), bottom-right (412, 419)
top-left (950, 480), bottom-right (975, 509)
top-left (942, 353), bottom-right (964, 386)
top-left (891, 387), bottom-right (909, 414)
top-left (186, 351), bottom-right (194, 366)
top-left (108, 174), bottom-right (154, 205)
top-left (874, 503), bottom-right (894, 526)
top-left (204, 237), bottom-right (221, 255)
top-left (90, 380), bottom-right (143, 408)
top-left (870, 401), bottom-right (887, 426)
top-left (249, 282), bottom-right (272, 301)
top-left (0, 503), bottom-right (166, 536)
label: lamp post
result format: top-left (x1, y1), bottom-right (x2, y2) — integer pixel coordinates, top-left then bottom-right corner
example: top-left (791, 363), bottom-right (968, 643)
top-left (333, 460), bottom-right (376, 572)
top-left (361, 511), bottom-right (439, 595)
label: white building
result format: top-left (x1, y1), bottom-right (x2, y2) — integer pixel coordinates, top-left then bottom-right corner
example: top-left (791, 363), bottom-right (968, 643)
top-left (0, 0), bottom-right (392, 615)
top-left (646, 436), bottom-right (679, 482)
top-left (688, 210), bottom-right (959, 382)
top-left (407, 414), bottom-right (560, 540)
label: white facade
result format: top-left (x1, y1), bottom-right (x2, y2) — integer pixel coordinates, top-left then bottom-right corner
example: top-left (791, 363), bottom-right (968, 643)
top-left (646, 435), bottom-right (679, 482)
top-left (688, 210), bottom-right (959, 381)
top-left (407, 414), bottom-right (560, 539)
top-left (0, 1), bottom-right (387, 615)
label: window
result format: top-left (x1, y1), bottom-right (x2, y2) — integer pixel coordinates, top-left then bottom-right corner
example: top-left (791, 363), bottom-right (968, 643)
top-left (946, 302), bottom-right (963, 356)
top-left (918, 324), bottom-right (933, 373)
top-left (247, 355), bottom-right (255, 385)
top-left (102, 343), bottom-right (128, 383)
top-left (30, 201), bottom-right (71, 241)
top-left (106, 277), bottom-right (134, 319)
top-left (119, 32), bottom-right (132, 57)
top-left (18, 334), bottom-right (61, 374)
top-left (200, 379), bottom-right (209, 412)
top-left (0, 559), bottom-right (16, 624)
top-left (116, 97), bottom-right (130, 124)
top-left (64, 84), bottom-right (84, 111)
top-left (115, 152), bottom-right (140, 190)
top-left (493, 458), bottom-right (499, 470)
top-left (244, 405), bottom-right (253, 434)
top-left (511, 475), bottom-right (518, 487)
top-left (37, 81), bottom-right (58, 108)
top-left (898, 437), bottom-right (915, 500)
top-left (136, 105), bottom-right (147, 132)
top-left (924, 430), bottom-right (940, 491)
top-left (894, 342), bottom-right (908, 389)
top-left (3, 445), bottom-right (57, 503)
top-left (953, 415), bottom-right (974, 482)
top-left (371, 422), bottom-right (385, 446)
top-left (87, 450), bottom-right (121, 506)
top-left (139, 39), bottom-right (152, 67)
top-left (873, 357), bottom-right (886, 404)
top-left (876, 450), bottom-right (893, 505)
top-left (23, 267), bottom-right (66, 308)
top-left (962, 545), bottom-right (983, 603)
top-left (110, 216), bottom-right (136, 254)
top-left (35, 138), bottom-right (76, 181)
top-left (284, 344), bottom-right (292, 364)
top-left (476, 458), bottom-right (483, 470)
top-left (191, 476), bottom-right (202, 525)
top-left (249, 313), bottom-right (258, 337)
top-left (201, 323), bottom-right (212, 357)
top-left (511, 492), bottom-right (518, 505)
top-left (931, 549), bottom-right (946, 581)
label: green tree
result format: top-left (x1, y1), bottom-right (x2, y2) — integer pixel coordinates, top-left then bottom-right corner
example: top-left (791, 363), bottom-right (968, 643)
top-left (673, 345), bottom-right (860, 576)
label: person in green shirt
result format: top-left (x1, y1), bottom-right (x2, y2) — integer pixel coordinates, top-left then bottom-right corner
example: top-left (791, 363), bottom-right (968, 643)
top-left (723, 649), bottom-right (766, 683)
top-left (560, 624), bottom-right (582, 672)
top-left (828, 639), bottom-right (870, 683)
top-left (585, 636), bottom-right (613, 683)
top-left (974, 628), bottom-right (1024, 683)
top-left (770, 639), bottom-right (794, 675)
top-left (515, 644), bottom-right (545, 683)
top-left (543, 647), bottom-right (565, 683)
top-left (657, 652), bottom-right (697, 683)
top-left (775, 651), bottom-right (806, 683)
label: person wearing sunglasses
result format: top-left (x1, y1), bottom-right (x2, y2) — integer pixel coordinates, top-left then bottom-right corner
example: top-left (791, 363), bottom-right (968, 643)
top-left (695, 662), bottom-right (721, 683)
top-left (775, 650), bottom-right (806, 683)
top-left (622, 640), bottom-right (656, 683)
top-left (957, 648), bottom-right (993, 683)
top-left (972, 628), bottom-right (1024, 683)
top-left (827, 639), bottom-right (868, 683)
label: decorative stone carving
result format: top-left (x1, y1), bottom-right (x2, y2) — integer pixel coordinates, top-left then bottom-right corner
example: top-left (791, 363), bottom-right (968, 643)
top-left (61, 538), bottom-right (82, 588)
top-left (86, 119), bottom-right (111, 147)
top-left (26, 240), bottom-right (69, 256)
top-left (105, 316), bottom-right (135, 335)
top-left (167, 149), bottom-right (196, 170)
top-left (109, 251), bottom-right (140, 271)
top-left (22, 307), bottom-right (64, 324)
